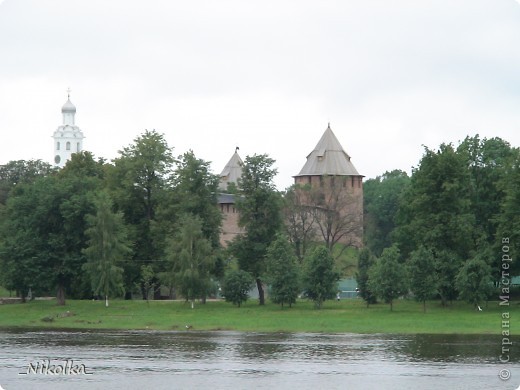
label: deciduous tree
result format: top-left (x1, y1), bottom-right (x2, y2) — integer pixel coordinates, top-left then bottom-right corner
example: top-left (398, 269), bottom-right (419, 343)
top-left (455, 255), bottom-right (494, 309)
top-left (265, 234), bottom-right (300, 308)
top-left (230, 154), bottom-right (282, 305)
top-left (165, 214), bottom-right (214, 308)
top-left (368, 246), bottom-right (408, 311)
top-left (407, 246), bottom-right (438, 312)
top-left (83, 191), bottom-right (132, 307)
top-left (222, 269), bottom-right (254, 307)
top-left (302, 246), bottom-right (339, 309)
top-left (356, 248), bottom-right (377, 307)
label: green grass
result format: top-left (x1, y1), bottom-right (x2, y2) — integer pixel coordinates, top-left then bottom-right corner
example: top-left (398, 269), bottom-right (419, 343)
top-left (0, 298), bottom-right (517, 334)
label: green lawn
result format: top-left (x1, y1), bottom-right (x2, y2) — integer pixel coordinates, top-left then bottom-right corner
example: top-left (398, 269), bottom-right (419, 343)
top-left (0, 298), bottom-right (516, 334)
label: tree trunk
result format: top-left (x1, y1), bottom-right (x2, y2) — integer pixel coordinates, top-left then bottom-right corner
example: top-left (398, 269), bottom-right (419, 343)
top-left (390, 299), bottom-right (393, 311)
top-left (56, 285), bottom-right (66, 306)
top-left (256, 278), bottom-right (265, 305)
top-left (423, 300), bottom-right (426, 313)
top-left (105, 295), bottom-right (109, 307)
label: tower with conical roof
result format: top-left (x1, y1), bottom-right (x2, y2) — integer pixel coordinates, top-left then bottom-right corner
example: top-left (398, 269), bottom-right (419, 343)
top-left (294, 124), bottom-right (364, 247)
top-left (218, 148), bottom-right (245, 246)
top-left (52, 90), bottom-right (84, 168)
top-left (219, 147), bottom-right (243, 191)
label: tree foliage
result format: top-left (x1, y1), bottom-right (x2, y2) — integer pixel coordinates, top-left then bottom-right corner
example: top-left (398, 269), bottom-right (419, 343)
top-left (230, 154), bottom-right (282, 305)
top-left (356, 248), bottom-right (377, 307)
top-left (407, 246), bottom-right (438, 312)
top-left (108, 130), bottom-right (175, 295)
top-left (363, 170), bottom-right (410, 256)
top-left (302, 246), bottom-right (339, 309)
top-left (368, 246), bottom-right (408, 311)
top-left (0, 159), bottom-right (55, 205)
top-left (171, 150), bottom-right (222, 248)
top-left (222, 269), bottom-right (254, 307)
top-left (265, 234), bottom-right (300, 308)
top-left (455, 255), bottom-right (494, 308)
top-left (82, 191), bottom-right (132, 306)
top-left (165, 214), bottom-right (214, 308)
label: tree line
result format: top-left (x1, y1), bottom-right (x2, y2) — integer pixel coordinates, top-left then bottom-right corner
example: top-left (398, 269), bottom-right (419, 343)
top-left (360, 135), bottom-right (519, 310)
top-left (0, 130), bottom-right (342, 307)
top-left (1, 132), bottom-right (517, 310)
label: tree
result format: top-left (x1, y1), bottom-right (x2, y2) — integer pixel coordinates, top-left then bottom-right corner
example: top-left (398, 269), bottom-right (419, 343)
top-left (139, 264), bottom-right (156, 303)
top-left (407, 246), bottom-right (438, 312)
top-left (108, 130), bottom-right (175, 297)
top-left (283, 184), bottom-right (317, 263)
top-left (171, 150), bottom-right (222, 248)
top-left (368, 246), bottom-right (408, 311)
top-left (363, 170), bottom-right (410, 256)
top-left (82, 191), bottom-right (132, 307)
top-left (230, 154), bottom-right (282, 305)
top-left (455, 255), bottom-right (494, 309)
top-left (302, 246), bottom-right (339, 309)
top-left (0, 172), bottom-right (100, 305)
top-left (496, 149), bottom-right (520, 277)
top-left (165, 214), bottom-right (214, 308)
top-left (0, 159), bottom-right (55, 205)
top-left (356, 248), bottom-right (377, 307)
top-left (395, 144), bottom-right (475, 305)
top-left (265, 234), bottom-right (300, 308)
top-left (222, 269), bottom-right (254, 307)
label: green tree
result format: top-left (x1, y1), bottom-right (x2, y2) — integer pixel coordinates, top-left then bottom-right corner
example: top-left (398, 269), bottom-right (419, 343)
top-left (395, 144), bottom-right (475, 305)
top-left (363, 170), bottom-right (410, 256)
top-left (108, 130), bottom-right (175, 297)
top-left (356, 248), bottom-right (377, 307)
top-left (222, 269), bottom-right (254, 307)
top-left (302, 246), bottom-right (339, 309)
top-left (230, 154), bottom-right (282, 305)
top-left (368, 246), bottom-right (408, 311)
top-left (0, 159), bottom-right (55, 205)
top-left (265, 234), bottom-right (300, 308)
top-left (0, 172), bottom-right (99, 305)
top-left (82, 191), bottom-right (132, 307)
top-left (407, 246), bottom-right (438, 312)
top-left (455, 255), bottom-right (494, 309)
top-left (165, 214), bottom-right (214, 308)
top-left (171, 150), bottom-right (222, 248)
top-left (139, 264), bottom-right (156, 303)
top-left (496, 149), bottom-right (520, 277)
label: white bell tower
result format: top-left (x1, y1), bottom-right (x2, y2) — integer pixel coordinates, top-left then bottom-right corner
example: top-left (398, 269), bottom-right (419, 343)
top-left (52, 89), bottom-right (84, 167)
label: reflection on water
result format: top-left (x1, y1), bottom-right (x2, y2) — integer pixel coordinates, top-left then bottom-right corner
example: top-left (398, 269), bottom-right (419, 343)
top-left (0, 329), bottom-right (518, 390)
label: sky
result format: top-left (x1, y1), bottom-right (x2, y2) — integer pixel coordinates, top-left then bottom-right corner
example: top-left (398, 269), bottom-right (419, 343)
top-left (1, 0), bottom-right (520, 189)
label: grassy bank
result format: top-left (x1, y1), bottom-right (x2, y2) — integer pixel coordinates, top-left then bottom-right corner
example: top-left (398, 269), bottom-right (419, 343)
top-left (0, 298), bottom-right (517, 334)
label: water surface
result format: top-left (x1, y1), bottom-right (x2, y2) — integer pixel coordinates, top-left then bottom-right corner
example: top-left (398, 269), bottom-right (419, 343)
top-left (0, 329), bottom-right (518, 389)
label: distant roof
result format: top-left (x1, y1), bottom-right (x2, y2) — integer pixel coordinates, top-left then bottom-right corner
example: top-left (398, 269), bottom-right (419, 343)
top-left (219, 149), bottom-right (243, 190)
top-left (294, 124), bottom-right (362, 177)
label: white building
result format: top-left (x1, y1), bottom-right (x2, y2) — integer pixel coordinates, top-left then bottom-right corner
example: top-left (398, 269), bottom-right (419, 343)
top-left (52, 92), bottom-right (84, 167)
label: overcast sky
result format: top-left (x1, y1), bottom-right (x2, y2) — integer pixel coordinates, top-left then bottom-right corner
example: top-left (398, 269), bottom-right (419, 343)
top-left (1, 0), bottom-right (519, 189)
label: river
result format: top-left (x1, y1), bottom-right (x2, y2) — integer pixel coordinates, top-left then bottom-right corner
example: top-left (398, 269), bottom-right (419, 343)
top-left (0, 329), bottom-right (518, 389)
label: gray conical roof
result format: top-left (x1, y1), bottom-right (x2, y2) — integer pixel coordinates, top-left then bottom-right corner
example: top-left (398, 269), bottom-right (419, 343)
top-left (295, 124), bottom-right (361, 177)
top-left (219, 149), bottom-right (243, 190)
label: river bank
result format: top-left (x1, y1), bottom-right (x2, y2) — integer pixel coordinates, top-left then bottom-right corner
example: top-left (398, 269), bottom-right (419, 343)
top-left (0, 298), bottom-right (516, 334)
